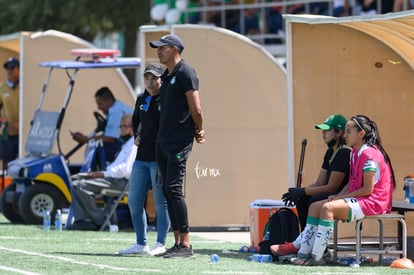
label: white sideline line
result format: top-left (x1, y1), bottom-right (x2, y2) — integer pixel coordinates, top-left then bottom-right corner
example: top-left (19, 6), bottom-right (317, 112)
top-left (0, 246), bottom-right (161, 273)
top-left (203, 272), bottom-right (263, 275)
top-left (0, 236), bottom-right (134, 242)
top-left (311, 274), bottom-right (377, 275)
top-left (0, 265), bottom-right (42, 275)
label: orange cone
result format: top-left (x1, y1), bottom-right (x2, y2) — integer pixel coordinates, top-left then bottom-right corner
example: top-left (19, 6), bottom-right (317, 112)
top-left (390, 258), bottom-right (414, 269)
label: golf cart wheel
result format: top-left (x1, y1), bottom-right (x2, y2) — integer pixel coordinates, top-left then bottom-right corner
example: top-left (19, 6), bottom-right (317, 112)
top-left (18, 183), bottom-right (68, 224)
top-left (0, 182), bottom-right (24, 223)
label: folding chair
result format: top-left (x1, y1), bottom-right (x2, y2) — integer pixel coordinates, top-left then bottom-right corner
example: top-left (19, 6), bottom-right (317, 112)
top-left (99, 181), bottom-right (130, 231)
top-left (66, 140), bottom-right (107, 229)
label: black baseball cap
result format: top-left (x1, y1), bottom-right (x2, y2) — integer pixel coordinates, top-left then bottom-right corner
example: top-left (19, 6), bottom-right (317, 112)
top-left (3, 57), bottom-right (19, 69)
top-left (149, 34), bottom-right (184, 53)
top-left (143, 63), bottom-right (165, 77)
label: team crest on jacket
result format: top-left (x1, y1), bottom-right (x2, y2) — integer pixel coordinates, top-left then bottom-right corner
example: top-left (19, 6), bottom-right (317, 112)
top-left (171, 76), bottom-right (176, 85)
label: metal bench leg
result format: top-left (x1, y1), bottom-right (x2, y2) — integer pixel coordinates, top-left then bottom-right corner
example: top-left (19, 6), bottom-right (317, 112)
top-left (378, 219), bottom-right (383, 263)
top-left (399, 217), bottom-right (407, 258)
top-left (333, 220), bottom-right (338, 261)
top-left (355, 219), bottom-right (363, 265)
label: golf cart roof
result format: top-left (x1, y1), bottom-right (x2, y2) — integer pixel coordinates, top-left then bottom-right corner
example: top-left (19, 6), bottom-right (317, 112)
top-left (38, 58), bottom-right (141, 69)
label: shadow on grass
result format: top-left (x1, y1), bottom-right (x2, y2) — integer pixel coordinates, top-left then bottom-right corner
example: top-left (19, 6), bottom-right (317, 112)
top-left (195, 248), bottom-right (251, 260)
top-left (53, 250), bottom-right (251, 260)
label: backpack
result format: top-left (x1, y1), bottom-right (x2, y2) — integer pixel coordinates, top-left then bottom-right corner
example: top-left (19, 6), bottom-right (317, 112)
top-left (258, 207), bottom-right (300, 255)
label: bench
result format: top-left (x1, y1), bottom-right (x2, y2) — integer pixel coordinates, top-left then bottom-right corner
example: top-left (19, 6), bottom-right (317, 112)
top-left (332, 213), bottom-right (407, 265)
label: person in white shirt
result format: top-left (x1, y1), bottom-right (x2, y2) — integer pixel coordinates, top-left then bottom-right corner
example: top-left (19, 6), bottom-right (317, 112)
top-left (69, 114), bottom-right (136, 230)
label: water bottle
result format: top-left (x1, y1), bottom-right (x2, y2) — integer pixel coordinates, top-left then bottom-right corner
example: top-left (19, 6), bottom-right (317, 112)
top-left (55, 209), bottom-right (62, 231)
top-left (360, 256), bottom-right (373, 263)
top-left (210, 254), bottom-right (219, 262)
top-left (109, 224), bottom-right (118, 233)
top-left (249, 254), bottom-right (273, 263)
top-left (43, 210), bottom-right (51, 232)
top-left (382, 257), bottom-right (396, 265)
top-left (337, 256), bottom-right (355, 265)
top-left (239, 245), bottom-right (249, 253)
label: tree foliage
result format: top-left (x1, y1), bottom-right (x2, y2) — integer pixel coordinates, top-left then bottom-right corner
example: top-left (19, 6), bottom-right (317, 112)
top-left (0, 0), bottom-right (151, 85)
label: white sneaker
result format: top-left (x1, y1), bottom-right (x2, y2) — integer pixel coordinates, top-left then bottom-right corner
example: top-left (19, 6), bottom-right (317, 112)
top-left (117, 244), bottom-right (149, 255)
top-left (147, 242), bottom-right (166, 256)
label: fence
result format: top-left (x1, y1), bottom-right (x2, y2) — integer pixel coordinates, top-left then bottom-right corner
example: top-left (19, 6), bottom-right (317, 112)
top-left (175, 0), bottom-right (412, 55)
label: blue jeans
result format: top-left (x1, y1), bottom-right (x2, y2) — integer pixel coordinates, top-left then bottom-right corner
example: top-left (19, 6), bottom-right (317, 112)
top-left (128, 160), bottom-right (170, 246)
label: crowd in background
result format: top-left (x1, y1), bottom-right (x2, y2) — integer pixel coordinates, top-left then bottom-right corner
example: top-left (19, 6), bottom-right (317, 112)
top-left (181, 0), bottom-right (412, 43)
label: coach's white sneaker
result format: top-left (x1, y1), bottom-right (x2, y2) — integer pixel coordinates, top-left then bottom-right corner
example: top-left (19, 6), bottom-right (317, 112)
top-left (117, 244), bottom-right (149, 255)
top-left (148, 242), bottom-right (166, 256)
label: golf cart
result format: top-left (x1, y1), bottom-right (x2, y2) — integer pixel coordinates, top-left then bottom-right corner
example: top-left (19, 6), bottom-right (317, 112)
top-left (0, 50), bottom-right (140, 224)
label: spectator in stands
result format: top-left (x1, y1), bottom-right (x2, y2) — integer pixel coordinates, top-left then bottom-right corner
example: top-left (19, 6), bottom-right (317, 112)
top-left (207, 0), bottom-right (260, 34)
top-left (357, 0), bottom-right (397, 15)
top-left (330, 0), bottom-right (352, 17)
top-left (309, 1), bottom-right (329, 14)
top-left (266, 0), bottom-right (284, 44)
top-left (392, 0), bottom-right (405, 12)
top-left (187, 0), bottom-right (202, 24)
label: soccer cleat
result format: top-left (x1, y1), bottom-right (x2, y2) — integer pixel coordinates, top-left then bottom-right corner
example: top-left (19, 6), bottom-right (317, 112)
top-left (290, 254), bottom-right (314, 265)
top-left (148, 242), bottom-right (166, 256)
top-left (163, 244), bottom-right (196, 259)
top-left (270, 242), bottom-right (299, 256)
top-left (155, 244), bottom-right (179, 257)
top-left (290, 254), bottom-right (325, 266)
top-left (117, 244), bottom-right (149, 255)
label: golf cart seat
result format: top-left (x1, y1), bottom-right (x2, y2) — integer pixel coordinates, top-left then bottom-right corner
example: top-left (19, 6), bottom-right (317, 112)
top-left (25, 110), bottom-right (61, 157)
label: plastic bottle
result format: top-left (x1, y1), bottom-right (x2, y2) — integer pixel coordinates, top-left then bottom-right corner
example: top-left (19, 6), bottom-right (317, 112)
top-left (249, 254), bottom-right (273, 263)
top-left (109, 224), bottom-right (118, 233)
top-left (239, 245), bottom-right (249, 253)
top-left (248, 247), bottom-right (257, 253)
top-left (43, 210), bottom-right (51, 232)
top-left (337, 256), bottom-right (355, 265)
top-left (382, 257), bottom-right (396, 265)
top-left (360, 256), bottom-right (373, 263)
top-left (55, 209), bottom-right (62, 231)
top-left (210, 254), bottom-right (219, 262)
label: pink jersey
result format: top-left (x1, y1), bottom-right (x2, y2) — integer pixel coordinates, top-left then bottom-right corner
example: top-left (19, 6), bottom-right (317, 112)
top-left (349, 145), bottom-right (393, 215)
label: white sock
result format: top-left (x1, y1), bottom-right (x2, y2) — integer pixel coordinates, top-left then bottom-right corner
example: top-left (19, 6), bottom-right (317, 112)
top-left (297, 216), bottom-right (319, 255)
top-left (312, 219), bottom-right (334, 261)
top-left (292, 232), bottom-right (302, 248)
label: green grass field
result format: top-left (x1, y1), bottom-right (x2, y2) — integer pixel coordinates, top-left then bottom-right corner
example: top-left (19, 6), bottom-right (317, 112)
top-left (0, 214), bottom-right (412, 275)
